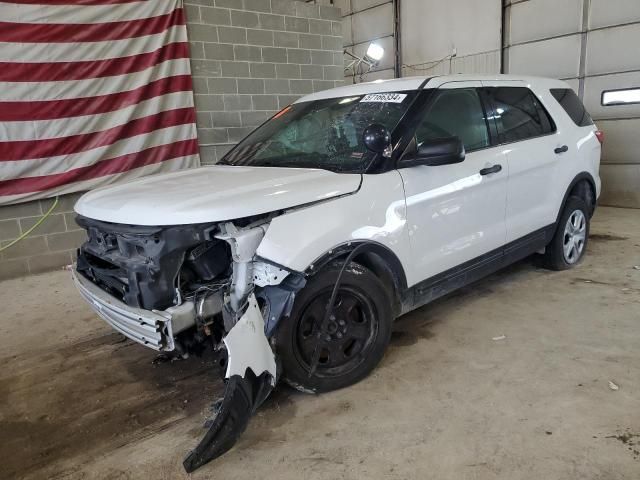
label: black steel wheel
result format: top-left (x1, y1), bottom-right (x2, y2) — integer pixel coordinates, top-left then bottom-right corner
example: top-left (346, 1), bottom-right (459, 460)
top-left (277, 261), bottom-right (393, 393)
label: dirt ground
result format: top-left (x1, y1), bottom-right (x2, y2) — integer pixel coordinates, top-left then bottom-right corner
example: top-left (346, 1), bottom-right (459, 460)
top-left (0, 206), bottom-right (638, 480)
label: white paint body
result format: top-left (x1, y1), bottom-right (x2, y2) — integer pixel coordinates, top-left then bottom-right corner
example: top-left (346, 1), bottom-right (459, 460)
top-left (75, 75), bottom-right (601, 292)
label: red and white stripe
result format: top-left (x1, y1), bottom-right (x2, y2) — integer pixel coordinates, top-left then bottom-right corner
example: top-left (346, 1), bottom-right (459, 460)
top-left (0, 0), bottom-right (199, 205)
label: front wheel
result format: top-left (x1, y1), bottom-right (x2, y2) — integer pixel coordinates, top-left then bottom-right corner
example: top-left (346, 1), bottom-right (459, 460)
top-left (543, 196), bottom-right (590, 270)
top-left (276, 262), bottom-right (393, 393)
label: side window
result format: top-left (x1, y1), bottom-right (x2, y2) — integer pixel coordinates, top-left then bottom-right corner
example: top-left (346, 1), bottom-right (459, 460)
top-left (489, 87), bottom-right (556, 143)
top-left (415, 88), bottom-right (490, 152)
top-left (551, 88), bottom-right (594, 126)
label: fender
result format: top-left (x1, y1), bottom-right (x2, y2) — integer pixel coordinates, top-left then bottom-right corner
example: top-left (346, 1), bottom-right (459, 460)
top-left (305, 240), bottom-right (408, 290)
top-left (554, 172), bottom-right (597, 229)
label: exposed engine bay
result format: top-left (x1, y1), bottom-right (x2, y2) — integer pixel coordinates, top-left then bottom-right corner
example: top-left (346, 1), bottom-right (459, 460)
top-left (74, 213), bottom-right (306, 472)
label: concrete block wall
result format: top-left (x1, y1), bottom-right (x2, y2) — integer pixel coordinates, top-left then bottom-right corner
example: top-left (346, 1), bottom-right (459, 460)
top-left (0, 193), bottom-right (86, 281)
top-left (185, 0), bottom-right (344, 164)
top-left (0, 0), bottom-right (344, 281)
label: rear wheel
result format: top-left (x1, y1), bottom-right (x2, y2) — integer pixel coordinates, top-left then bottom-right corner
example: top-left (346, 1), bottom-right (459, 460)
top-left (543, 196), bottom-right (590, 270)
top-left (277, 262), bottom-right (393, 393)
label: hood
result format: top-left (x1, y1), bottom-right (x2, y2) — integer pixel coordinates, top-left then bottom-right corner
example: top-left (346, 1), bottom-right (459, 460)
top-left (74, 165), bottom-right (362, 226)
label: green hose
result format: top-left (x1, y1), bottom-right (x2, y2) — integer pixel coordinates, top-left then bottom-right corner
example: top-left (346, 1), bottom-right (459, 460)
top-left (0, 196), bottom-right (59, 253)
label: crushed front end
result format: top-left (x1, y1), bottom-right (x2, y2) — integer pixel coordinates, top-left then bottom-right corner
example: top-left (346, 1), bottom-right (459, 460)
top-left (72, 215), bottom-right (304, 472)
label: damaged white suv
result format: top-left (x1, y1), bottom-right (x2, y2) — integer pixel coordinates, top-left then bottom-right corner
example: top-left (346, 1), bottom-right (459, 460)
top-left (72, 75), bottom-right (601, 471)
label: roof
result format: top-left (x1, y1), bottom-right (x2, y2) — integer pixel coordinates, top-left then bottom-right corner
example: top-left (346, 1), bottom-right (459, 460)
top-left (295, 74), bottom-right (571, 103)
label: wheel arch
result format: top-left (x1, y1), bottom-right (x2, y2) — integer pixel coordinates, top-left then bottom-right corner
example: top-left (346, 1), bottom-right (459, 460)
top-left (555, 172), bottom-right (597, 226)
top-left (305, 241), bottom-right (408, 316)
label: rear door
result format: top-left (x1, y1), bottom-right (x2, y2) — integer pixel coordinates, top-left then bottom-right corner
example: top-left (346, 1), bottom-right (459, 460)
top-left (399, 81), bottom-right (508, 283)
top-left (481, 81), bottom-right (559, 242)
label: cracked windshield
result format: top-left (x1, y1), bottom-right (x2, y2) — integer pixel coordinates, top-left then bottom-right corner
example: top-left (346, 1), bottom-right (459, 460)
top-left (222, 92), bottom-right (416, 173)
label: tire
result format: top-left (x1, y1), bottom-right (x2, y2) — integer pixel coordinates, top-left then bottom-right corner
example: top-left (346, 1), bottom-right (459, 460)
top-left (276, 261), bottom-right (393, 393)
top-left (543, 195), bottom-right (590, 270)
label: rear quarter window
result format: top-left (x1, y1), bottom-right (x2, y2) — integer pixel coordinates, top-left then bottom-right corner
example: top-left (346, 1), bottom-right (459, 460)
top-left (550, 88), bottom-right (593, 127)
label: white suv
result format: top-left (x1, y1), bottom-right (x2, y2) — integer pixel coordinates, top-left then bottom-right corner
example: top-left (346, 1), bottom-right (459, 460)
top-left (72, 75), bottom-right (601, 471)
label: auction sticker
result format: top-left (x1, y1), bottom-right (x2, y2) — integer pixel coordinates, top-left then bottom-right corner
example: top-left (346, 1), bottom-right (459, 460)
top-left (360, 93), bottom-right (407, 103)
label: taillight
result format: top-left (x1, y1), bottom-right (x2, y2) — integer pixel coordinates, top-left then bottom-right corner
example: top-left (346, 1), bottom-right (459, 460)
top-left (595, 130), bottom-right (605, 144)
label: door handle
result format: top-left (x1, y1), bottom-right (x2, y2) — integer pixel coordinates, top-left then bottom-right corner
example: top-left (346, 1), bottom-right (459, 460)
top-left (554, 145), bottom-right (569, 154)
top-left (479, 164), bottom-right (502, 176)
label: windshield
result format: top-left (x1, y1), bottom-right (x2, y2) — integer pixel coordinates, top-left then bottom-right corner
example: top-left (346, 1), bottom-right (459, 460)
top-left (221, 92), bottom-right (417, 173)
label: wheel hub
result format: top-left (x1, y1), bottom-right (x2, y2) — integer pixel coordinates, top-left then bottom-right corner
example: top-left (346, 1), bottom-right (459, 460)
top-left (295, 289), bottom-right (376, 376)
top-left (563, 209), bottom-right (586, 264)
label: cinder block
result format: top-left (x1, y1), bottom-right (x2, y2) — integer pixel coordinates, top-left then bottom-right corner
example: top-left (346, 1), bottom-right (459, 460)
top-left (300, 64), bottom-right (323, 79)
top-left (331, 21), bottom-right (342, 36)
top-left (214, 0), bottom-right (236, 8)
top-left (228, 126), bottom-right (255, 142)
top-left (194, 94), bottom-right (225, 111)
top-left (274, 31), bottom-right (298, 48)
top-left (63, 213), bottom-right (83, 232)
top-left (250, 62), bottom-right (277, 78)
top-left (191, 59), bottom-right (222, 78)
top-left (218, 26), bottom-right (248, 44)
top-left (0, 258), bottom-right (29, 281)
top-left (259, 13), bottom-right (285, 31)
top-left (309, 19), bottom-right (332, 35)
top-left (189, 42), bottom-right (206, 60)
top-left (262, 47), bottom-right (287, 63)
top-left (299, 33), bottom-right (321, 49)
top-left (214, 144), bottom-right (234, 160)
top-left (265, 78), bottom-right (291, 94)
top-left (271, 0), bottom-right (290, 15)
top-left (285, 16), bottom-right (310, 33)
top-left (208, 77), bottom-right (238, 94)
top-left (287, 48), bottom-right (311, 64)
top-left (276, 63), bottom-right (301, 79)
top-left (188, 23), bottom-right (219, 42)
top-left (290, 79), bottom-right (313, 94)
top-left (296, 3), bottom-right (320, 19)
top-left (231, 10), bottom-right (259, 28)
top-left (184, 3), bottom-right (201, 23)
top-left (243, 0), bottom-right (271, 13)
top-left (278, 94), bottom-right (301, 108)
top-left (40, 192), bottom-right (84, 213)
top-left (241, 110), bottom-right (272, 126)
top-left (1, 236), bottom-right (47, 260)
top-left (324, 65), bottom-right (344, 80)
top-left (0, 219), bottom-right (20, 241)
top-left (322, 35), bottom-right (343, 51)
top-left (311, 50), bottom-right (334, 65)
top-left (192, 76), bottom-right (208, 94)
top-left (29, 251), bottom-right (73, 274)
top-left (46, 230), bottom-right (87, 252)
top-left (212, 111), bottom-right (242, 128)
top-left (234, 44), bottom-right (262, 62)
top-left (252, 94), bottom-right (279, 110)
top-left (220, 61), bottom-right (250, 77)
top-left (333, 51), bottom-right (344, 65)
top-left (238, 78), bottom-right (265, 94)
top-left (313, 79), bottom-right (335, 92)
top-left (247, 28), bottom-right (274, 46)
top-left (20, 213), bottom-right (66, 236)
top-left (199, 146), bottom-right (218, 166)
top-left (201, 7), bottom-right (231, 26)
top-left (223, 94), bottom-right (253, 111)
top-left (0, 201), bottom-right (42, 221)
top-left (320, 6), bottom-right (342, 21)
top-left (197, 128), bottom-right (229, 144)
top-left (204, 42), bottom-right (235, 61)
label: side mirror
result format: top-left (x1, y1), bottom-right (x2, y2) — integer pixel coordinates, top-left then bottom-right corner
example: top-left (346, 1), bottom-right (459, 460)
top-left (400, 137), bottom-right (465, 168)
top-left (362, 124), bottom-right (391, 154)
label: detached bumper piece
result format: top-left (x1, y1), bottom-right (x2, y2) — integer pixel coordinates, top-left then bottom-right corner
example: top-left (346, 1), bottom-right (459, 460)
top-left (182, 371), bottom-right (273, 473)
top-left (183, 293), bottom-right (277, 472)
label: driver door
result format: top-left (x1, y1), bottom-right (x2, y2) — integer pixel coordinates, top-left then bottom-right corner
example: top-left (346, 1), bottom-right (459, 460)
top-left (398, 81), bottom-right (508, 284)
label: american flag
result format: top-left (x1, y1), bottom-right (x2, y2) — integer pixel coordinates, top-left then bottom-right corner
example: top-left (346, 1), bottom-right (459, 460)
top-left (0, 0), bottom-right (200, 206)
